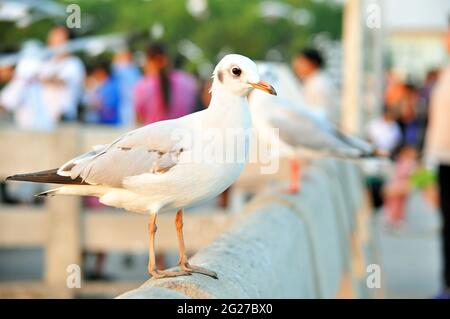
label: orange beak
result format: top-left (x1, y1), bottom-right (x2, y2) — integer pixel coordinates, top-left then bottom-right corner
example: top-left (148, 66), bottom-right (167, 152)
top-left (250, 81), bottom-right (277, 95)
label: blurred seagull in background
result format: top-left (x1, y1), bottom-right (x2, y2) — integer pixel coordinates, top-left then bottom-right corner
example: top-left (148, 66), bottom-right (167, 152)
top-left (249, 62), bottom-right (378, 193)
top-left (6, 54), bottom-right (276, 279)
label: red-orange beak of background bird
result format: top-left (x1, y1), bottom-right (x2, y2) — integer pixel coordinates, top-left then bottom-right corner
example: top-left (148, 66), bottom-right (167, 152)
top-left (250, 81), bottom-right (277, 95)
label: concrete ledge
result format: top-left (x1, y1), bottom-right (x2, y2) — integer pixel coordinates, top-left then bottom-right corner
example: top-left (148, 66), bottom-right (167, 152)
top-left (118, 203), bottom-right (316, 299)
top-left (117, 160), bottom-right (367, 299)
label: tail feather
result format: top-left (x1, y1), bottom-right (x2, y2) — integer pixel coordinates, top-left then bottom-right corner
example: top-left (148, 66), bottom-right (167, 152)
top-left (6, 168), bottom-right (88, 185)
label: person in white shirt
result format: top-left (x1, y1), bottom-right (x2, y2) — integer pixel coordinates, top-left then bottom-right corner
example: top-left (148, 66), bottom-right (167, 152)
top-left (364, 107), bottom-right (402, 210)
top-left (0, 41), bottom-right (55, 130)
top-left (39, 25), bottom-right (85, 122)
top-left (367, 107), bottom-right (402, 155)
top-left (0, 26), bottom-right (85, 130)
top-left (292, 48), bottom-right (340, 124)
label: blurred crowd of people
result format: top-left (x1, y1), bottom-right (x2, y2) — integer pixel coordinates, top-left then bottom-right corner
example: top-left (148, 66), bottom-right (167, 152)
top-left (0, 26), bottom-right (200, 131)
top-left (0, 26), bottom-right (84, 130)
top-left (366, 66), bottom-right (441, 225)
top-left (366, 69), bottom-right (436, 217)
top-left (0, 26), bottom-right (340, 133)
top-left (365, 27), bottom-right (450, 298)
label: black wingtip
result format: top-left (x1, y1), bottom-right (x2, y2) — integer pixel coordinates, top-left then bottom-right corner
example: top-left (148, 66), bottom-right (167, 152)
top-left (4, 175), bottom-right (22, 182)
top-left (34, 192), bottom-right (48, 198)
top-left (4, 169), bottom-right (88, 185)
top-left (5, 174), bottom-right (32, 182)
top-left (34, 190), bottom-right (54, 197)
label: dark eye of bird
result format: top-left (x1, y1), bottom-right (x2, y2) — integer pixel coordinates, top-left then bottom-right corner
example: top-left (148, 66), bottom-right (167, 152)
top-left (231, 67), bottom-right (241, 76)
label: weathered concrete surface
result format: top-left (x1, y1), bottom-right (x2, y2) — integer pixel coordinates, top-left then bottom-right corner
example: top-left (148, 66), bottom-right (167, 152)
top-left (119, 286), bottom-right (189, 299)
top-left (118, 160), bottom-right (365, 299)
top-left (374, 191), bottom-right (441, 298)
top-left (118, 203), bottom-right (316, 299)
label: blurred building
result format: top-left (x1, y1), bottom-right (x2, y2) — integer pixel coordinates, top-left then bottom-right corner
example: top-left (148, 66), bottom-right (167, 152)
top-left (384, 0), bottom-right (450, 80)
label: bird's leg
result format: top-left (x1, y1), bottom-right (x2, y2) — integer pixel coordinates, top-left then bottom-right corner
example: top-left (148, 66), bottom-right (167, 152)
top-left (147, 213), bottom-right (158, 275)
top-left (175, 209), bottom-right (218, 279)
top-left (285, 157), bottom-right (301, 193)
top-left (147, 213), bottom-right (190, 279)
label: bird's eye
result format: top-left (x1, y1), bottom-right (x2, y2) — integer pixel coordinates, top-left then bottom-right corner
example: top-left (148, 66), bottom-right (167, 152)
top-left (231, 67), bottom-right (242, 76)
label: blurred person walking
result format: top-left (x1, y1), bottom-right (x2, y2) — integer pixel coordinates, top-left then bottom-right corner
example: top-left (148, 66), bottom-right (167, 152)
top-left (384, 70), bottom-right (407, 114)
top-left (418, 69), bottom-right (440, 149)
top-left (39, 25), bottom-right (85, 122)
top-left (419, 70), bottom-right (440, 120)
top-left (367, 107), bottom-right (402, 155)
top-left (84, 61), bottom-right (121, 126)
top-left (292, 48), bottom-right (339, 124)
top-left (426, 23), bottom-right (450, 299)
top-left (112, 48), bottom-right (141, 127)
top-left (365, 107), bottom-right (402, 209)
top-left (133, 43), bottom-right (197, 125)
top-left (0, 41), bottom-right (54, 130)
top-left (2, 26), bottom-right (86, 130)
top-left (397, 83), bottom-right (423, 150)
top-left (384, 145), bottom-right (418, 226)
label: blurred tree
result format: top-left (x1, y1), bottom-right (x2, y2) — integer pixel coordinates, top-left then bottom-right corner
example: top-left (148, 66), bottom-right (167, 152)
top-left (0, 0), bottom-right (342, 66)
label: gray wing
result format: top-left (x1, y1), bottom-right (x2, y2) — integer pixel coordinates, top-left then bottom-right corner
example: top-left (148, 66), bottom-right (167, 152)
top-left (263, 95), bottom-right (375, 158)
top-left (57, 121), bottom-right (185, 187)
top-left (252, 62), bottom-right (375, 158)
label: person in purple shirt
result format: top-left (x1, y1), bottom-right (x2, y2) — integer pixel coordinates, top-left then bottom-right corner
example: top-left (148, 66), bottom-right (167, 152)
top-left (133, 43), bottom-right (197, 125)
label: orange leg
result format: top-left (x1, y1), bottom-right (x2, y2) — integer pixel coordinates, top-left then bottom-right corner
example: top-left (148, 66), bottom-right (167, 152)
top-left (147, 213), bottom-right (190, 279)
top-left (218, 188), bottom-right (230, 208)
top-left (285, 157), bottom-right (301, 194)
top-left (176, 209), bottom-right (218, 279)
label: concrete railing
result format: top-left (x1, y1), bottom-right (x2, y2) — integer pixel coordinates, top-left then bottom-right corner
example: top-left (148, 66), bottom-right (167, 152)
top-left (118, 160), bottom-right (378, 299)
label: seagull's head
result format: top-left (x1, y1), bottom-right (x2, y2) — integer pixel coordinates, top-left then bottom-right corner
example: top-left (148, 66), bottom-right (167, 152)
top-left (212, 54), bottom-right (277, 97)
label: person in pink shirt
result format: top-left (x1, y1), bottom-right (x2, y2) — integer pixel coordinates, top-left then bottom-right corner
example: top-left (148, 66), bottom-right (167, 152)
top-left (383, 145), bottom-right (418, 226)
top-left (134, 43), bottom-right (197, 125)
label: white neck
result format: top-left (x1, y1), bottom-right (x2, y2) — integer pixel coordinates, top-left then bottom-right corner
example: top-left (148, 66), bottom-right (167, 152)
top-left (204, 80), bottom-right (252, 130)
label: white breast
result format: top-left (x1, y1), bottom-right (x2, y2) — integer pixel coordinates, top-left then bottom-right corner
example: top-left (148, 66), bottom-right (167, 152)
top-left (112, 97), bottom-right (252, 214)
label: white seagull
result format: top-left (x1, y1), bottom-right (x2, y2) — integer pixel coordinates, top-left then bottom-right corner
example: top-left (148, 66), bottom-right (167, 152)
top-left (249, 62), bottom-right (377, 193)
top-left (6, 54), bottom-right (277, 279)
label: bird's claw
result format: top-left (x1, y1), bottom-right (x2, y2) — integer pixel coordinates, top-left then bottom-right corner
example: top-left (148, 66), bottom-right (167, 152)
top-left (149, 269), bottom-right (192, 279)
top-left (283, 185), bottom-right (301, 194)
top-left (180, 263), bottom-right (218, 279)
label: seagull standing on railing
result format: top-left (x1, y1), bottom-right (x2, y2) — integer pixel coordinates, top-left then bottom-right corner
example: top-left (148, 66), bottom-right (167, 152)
top-left (6, 54), bottom-right (277, 279)
top-left (249, 63), bottom-right (378, 193)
